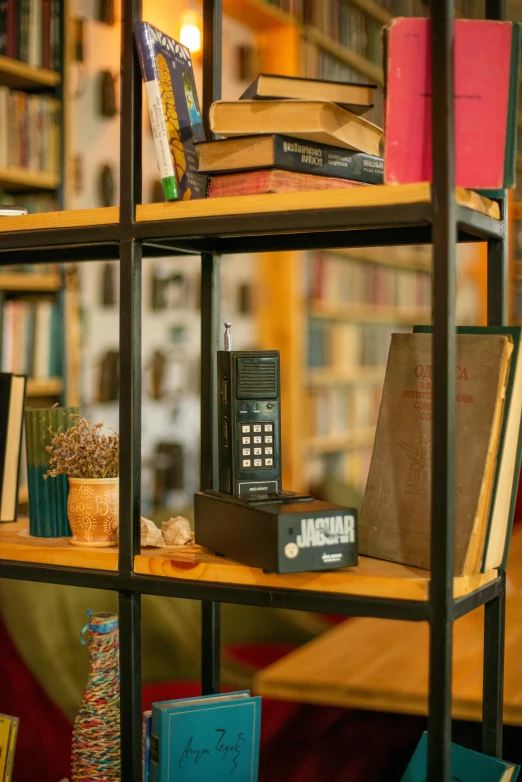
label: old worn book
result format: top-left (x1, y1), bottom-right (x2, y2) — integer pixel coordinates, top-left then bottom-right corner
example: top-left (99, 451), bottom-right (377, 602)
top-left (209, 100), bottom-right (382, 155)
top-left (239, 73), bottom-right (375, 115)
top-left (207, 169), bottom-right (367, 197)
top-left (359, 333), bottom-right (512, 575)
top-left (196, 134), bottom-right (384, 182)
top-left (414, 325), bottom-right (522, 572)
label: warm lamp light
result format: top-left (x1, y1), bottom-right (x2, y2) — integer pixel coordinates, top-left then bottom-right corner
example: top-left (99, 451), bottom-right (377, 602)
top-left (180, 9), bottom-right (202, 54)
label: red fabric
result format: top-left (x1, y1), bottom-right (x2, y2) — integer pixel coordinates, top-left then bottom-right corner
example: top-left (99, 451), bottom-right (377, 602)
top-left (0, 612), bottom-right (72, 782)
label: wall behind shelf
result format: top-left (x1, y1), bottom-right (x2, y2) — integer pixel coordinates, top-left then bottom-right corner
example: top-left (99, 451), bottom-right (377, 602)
top-left (69, 0), bottom-right (260, 511)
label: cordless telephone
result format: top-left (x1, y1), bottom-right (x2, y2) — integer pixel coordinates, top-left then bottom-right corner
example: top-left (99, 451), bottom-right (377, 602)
top-left (194, 322), bottom-right (358, 574)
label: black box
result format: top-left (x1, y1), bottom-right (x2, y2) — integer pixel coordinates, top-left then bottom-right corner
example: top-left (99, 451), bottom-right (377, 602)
top-left (194, 491), bottom-right (358, 574)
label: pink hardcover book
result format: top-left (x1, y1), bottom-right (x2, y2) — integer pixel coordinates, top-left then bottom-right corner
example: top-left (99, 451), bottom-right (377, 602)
top-left (208, 169), bottom-right (367, 197)
top-left (384, 18), bottom-right (518, 190)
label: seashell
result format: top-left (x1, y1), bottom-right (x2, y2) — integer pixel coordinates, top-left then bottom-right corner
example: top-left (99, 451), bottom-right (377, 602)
top-left (140, 516), bottom-right (165, 548)
top-left (162, 516), bottom-right (193, 546)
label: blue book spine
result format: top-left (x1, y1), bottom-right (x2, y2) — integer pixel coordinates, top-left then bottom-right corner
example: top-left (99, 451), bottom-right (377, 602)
top-left (142, 710), bottom-right (151, 782)
top-left (133, 21), bottom-right (207, 202)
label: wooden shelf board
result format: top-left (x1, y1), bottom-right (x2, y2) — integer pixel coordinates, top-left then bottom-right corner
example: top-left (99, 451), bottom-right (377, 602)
top-left (0, 187), bottom-right (498, 240)
top-left (136, 185), bottom-right (499, 226)
top-left (26, 377), bottom-right (63, 397)
top-left (307, 366), bottom-right (385, 386)
top-left (0, 56), bottom-right (61, 89)
top-left (0, 520), bottom-right (498, 604)
top-left (306, 427), bottom-right (375, 453)
top-left (223, 0), bottom-right (297, 28)
top-left (303, 26), bottom-right (384, 85)
top-left (0, 272), bottom-right (60, 292)
top-left (309, 301), bottom-right (431, 325)
top-left (253, 600), bottom-right (522, 725)
top-left (0, 206), bottom-right (119, 234)
top-left (0, 520), bottom-right (118, 570)
top-left (0, 167), bottom-right (60, 191)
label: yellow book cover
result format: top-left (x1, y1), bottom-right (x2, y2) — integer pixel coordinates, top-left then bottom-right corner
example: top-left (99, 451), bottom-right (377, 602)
top-left (0, 714), bottom-right (18, 782)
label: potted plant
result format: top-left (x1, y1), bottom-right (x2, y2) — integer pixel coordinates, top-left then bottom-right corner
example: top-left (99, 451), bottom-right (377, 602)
top-left (45, 415), bottom-right (119, 547)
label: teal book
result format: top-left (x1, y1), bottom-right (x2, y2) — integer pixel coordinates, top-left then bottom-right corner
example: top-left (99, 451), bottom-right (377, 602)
top-left (150, 691), bottom-right (261, 782)
top-left (401, 732), bottom-right (519, 781)
top-left (413, 325), bottom-right (522, 572)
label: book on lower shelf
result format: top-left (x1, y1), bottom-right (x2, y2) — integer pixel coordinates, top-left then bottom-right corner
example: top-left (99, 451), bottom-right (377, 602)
top-left (0, 372), bottom-right (26, 523)
top-left (359, 331), bottom-right (521, 576)
top-left (401, 732), bottom-right (519, 781)
top-left (147, 691), bottom-right (261, 782)
top-left (0, 713), bottom-right (19, 782)
top-left (0, 298), bottom-right (62, 379)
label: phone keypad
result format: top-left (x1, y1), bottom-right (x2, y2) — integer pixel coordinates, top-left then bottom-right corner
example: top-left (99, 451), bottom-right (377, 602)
top-left (240, 422), bottom-right (276, 469)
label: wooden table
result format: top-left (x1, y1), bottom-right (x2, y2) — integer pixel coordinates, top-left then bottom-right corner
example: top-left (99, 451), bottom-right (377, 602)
top-left (253, 527), bottom-right (522, 725)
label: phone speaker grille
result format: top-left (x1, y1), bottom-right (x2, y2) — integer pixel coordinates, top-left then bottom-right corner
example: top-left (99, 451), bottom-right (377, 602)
top-left (237, 357), bottom-right (278, 399)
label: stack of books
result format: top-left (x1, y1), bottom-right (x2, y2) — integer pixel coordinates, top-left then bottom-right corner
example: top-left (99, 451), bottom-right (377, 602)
top-left (198, 73), bottom-right (384, 197)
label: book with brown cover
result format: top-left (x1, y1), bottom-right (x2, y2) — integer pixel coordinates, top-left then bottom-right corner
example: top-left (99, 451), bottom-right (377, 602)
top-left (207, 169), bottom-right (367, 197)
top-left (239, 73), bottom-right (375, 115)
top-left (359, 332), bottom-right (513, 575)
top-left (209, 100), bottom-right (382, 156)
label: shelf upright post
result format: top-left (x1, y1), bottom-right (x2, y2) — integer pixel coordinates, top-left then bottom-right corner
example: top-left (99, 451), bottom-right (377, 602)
top-left (200, 0), bottom-right (223, 697)
top-left (428, 1), bottom-right (456, 780)
top-left (118, 0), bottom-right (143, 777)
top-left (483, 0), bottom-right (507, 761)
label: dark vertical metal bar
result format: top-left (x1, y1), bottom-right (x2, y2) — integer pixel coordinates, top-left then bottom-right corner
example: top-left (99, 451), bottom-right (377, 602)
top-left (483, 0), bottom-right (507, 758)
top-left (486, 0), bottom-right (508, 329)
top-left (200, 250), bottom-right (221, 693)
top-left (120, 0), bottom-right (142, 223)
top-left (202, 0), bottom-right (222, 139)
top-left (482, 572), bottom-right (506, 756)
top-left (200, 251), bottom-right (221, 491)
top-left (119, 239), bottom-right (142, 572)
top-left (485, 0), bottom-right (506, 19)
top-left (119, 0), bottom-right (143, 777)
top-left (119, 591), bottom-right (142, 782)
top-left (428, 1), bottom-right (456, 780)
top-left (201, 600), bottom-right (221, 694)
top-left (201, 0), bottom-right (222, 690)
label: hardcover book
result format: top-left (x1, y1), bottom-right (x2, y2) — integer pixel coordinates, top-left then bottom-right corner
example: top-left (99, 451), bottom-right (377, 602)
top-left (413, 326), bottom-right (522, 572)
top-left (240, 73), bottom-right (376, 115)
top-left (134, 21), bottom-right (206, 201)
top-left (0, 373), bottom-right (27, 523)
top-left (359, 333), bottom-right (513, 575)
top-left (0, 714), bottom-right (19, 782)
top-left (208, 169), bottom-right (368, 197)
top-left (384, 18), bottom-right (521, 190)
top-left (209, 100), bottom-right (382, 155)
top-left (150, 691), bottom-right (261, 782)
top-left (197, 134), bottom-right (384, 182)
top-left (401, 732), bottom-right (519, 781)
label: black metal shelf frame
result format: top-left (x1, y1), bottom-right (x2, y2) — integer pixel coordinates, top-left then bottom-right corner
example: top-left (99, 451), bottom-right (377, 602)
top-left (0, 0), bottom-right (510, 780)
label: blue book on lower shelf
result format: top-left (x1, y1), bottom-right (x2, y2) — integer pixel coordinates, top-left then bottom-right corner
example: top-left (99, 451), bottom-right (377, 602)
top-left (401, 732), bottom-right (520, 781)
top-left (150, 690), bottom-right (261, 782)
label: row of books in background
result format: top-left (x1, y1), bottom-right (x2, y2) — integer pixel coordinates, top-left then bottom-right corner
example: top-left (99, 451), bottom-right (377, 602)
top-left (307, 252), bottom-right (432, 310)
top-left (265, 0), bottom-right (488, 24)
top-left (0, 89), bottom-right (60, 174)
top-left (0, 0), bottom-right (62, 69)
top-left (136, 16), bottom-right (520, 202)
top-left (308, 321), bottom-right (404, 369)
top-left (0, 191), bottom-right (58, 213)
top-left (307, 384), bottom-right (382, 438)
top-left (1, 299), bottom-right (62, 379)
